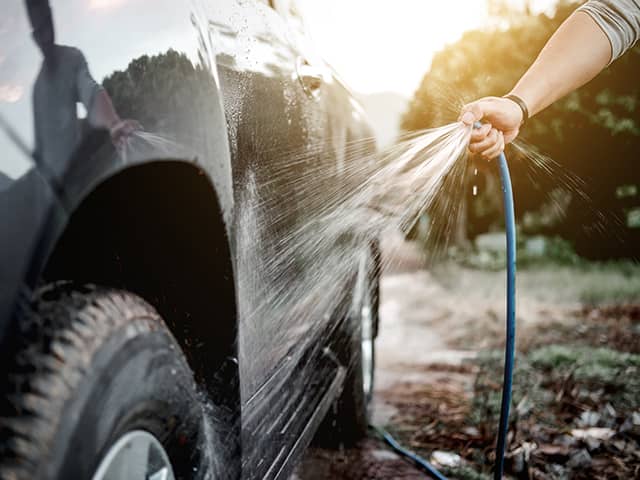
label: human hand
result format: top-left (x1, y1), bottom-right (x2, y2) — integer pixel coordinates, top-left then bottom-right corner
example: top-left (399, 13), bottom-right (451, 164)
top-left (109, 119), bottom-right (142, 149)
top-left (459, 96), bottom-right (524, 159)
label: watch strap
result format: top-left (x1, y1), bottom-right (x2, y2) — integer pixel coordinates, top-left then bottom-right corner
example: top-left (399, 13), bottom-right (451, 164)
top-left (503, 94), bottom-right (529, 125)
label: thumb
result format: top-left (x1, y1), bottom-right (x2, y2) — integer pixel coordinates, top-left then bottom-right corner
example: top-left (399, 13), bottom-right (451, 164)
top-left (459, 102), bottom-right (483, 126)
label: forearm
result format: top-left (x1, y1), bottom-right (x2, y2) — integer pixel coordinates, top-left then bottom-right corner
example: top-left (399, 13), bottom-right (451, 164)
top-left (509, 11), bottom-right (612, 117)
top-left (88, 89), bottom-right (121, 130)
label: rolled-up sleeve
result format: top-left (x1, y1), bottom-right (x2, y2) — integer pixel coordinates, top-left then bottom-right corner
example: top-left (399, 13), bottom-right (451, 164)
top-left (577, 0), bottom-right (640, 63)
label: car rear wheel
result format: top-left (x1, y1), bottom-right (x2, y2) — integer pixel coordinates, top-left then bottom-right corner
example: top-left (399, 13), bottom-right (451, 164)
top-left (317, 245), bottom-right (379, 445)
top-left (0, 284), bottom-right (214, 480)
top-left (360, 279), bottom-right (375, 409)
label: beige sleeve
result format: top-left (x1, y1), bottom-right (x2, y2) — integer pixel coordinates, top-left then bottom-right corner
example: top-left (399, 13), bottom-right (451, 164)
top-left (577, 0), bottom-right (640, 63)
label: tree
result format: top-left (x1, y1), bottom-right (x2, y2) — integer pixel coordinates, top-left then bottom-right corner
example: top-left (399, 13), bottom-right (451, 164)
top-left (403, 0), bottom-right (640, 260)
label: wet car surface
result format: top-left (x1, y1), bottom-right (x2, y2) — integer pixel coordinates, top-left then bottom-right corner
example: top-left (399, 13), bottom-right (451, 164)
top-left (0, 1), bottom-right (378, 479)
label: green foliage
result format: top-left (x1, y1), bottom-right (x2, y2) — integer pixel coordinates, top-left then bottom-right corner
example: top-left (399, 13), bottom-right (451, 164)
top-left (470, 350), bottom-right (556, 428)
top-left (579, 280), bottom-right (640, 305)
top-left (454, 234), bottom-right (581, 270)
top-left (531, 344), bottom-right (640, 371)
top-left (518, 235), bottom-right (582, 267)
top-left (471, 345), bottom-right (640, 430)
top-left (531, 345), bottom-right (640, 409)
top-left (573, 260), bottom-right (640, 304)
top-left (101, 49), bottom-right (218, 147)
top-left (627, 207), bottom-right (640, 228)
top-left (441, 465), bottom-right (491, 480)
top-left (403, 1), bottom-right (640, 260)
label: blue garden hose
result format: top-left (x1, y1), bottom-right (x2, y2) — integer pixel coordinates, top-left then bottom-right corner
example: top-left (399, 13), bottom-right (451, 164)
top-left (495, 149), bottom-right (517, 480)
top-left (375, 124), bottom-right (517, 480)
top-left (371, 425), bottom-right (448, 480)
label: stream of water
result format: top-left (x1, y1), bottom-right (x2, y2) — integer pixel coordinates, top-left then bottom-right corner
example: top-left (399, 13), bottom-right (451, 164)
top-left (121, 122), bottom-right (620, 479)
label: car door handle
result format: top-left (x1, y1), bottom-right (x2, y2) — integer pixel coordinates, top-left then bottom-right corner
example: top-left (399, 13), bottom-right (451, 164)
top-left (296, 57), bottom-right (324, 98)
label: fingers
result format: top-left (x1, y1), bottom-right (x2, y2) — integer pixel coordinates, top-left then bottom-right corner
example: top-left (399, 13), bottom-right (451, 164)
top-left (110, 119), bottom-right (142, 136)
top-left (110, 119), bottom-right (142, 149)
top-left (460, 110), bottom-right (475, 125)
top-left (126, 119), bottom-right (143, 132)
top-left (470, 122), bottom-right (491, 142)
top-left (113, 132), bottom-right (126, 150)
top-left (469, 127), bottom-right (498, 154)
top-left (461, 97), bottom-right (515, 159)
top-left (459, 102), bottom-right (483, 126)
top-left (481, 130), bottom-right (505, 160)
top-left (469, 128), bottom-right (505, 160)
top-left (119, 119), bottom-right (142, 136)
top-left (503, 127), bottom-right (519, 145)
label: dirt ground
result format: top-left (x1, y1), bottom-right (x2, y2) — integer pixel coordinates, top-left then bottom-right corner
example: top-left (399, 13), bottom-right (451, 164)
top-left (293, 235), bottom-right (640, 479)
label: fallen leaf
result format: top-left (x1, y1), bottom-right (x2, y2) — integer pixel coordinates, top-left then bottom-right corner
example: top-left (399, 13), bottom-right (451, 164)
top-left (570, 427), bottom-right (615, 441)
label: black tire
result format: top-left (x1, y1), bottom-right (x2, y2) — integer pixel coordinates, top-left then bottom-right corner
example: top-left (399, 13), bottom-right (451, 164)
top-left (0, 284), bottom-right (214, 480)
top-left (318, 245), bottom-right (380, 445)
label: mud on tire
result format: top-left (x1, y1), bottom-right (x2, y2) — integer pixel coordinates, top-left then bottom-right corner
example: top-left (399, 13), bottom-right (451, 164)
top-left (0, 284), bottom-right (211, 480)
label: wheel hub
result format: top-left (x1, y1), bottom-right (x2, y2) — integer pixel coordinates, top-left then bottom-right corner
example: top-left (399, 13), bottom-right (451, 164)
top-left (92, 430), bottom-right (175, 480)
top-left (356, 252), bottom-right (375, 401)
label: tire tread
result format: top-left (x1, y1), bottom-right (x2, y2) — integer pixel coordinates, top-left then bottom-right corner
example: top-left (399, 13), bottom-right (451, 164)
top-left (0, 283), bottom-right (168, 480)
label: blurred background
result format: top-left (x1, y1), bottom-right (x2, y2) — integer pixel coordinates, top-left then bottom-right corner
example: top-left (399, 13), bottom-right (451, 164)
top-left (294, 1), bottom-right (640, 478)
top-left (299, 0), bottom-right (640, 262)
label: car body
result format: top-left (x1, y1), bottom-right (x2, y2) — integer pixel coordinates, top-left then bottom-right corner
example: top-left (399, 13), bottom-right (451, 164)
top-left (0, 1), bottom-right (378, 479)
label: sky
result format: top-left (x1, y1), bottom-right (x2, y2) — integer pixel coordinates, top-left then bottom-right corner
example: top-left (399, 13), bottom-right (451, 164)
top-left (0, 0), bottom-right (561, 178)
top-left (297, 0), bottom-right (558, 97)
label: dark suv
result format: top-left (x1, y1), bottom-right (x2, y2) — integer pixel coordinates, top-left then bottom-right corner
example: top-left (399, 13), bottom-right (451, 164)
top-left (0, 1), bottom-right (379, 479)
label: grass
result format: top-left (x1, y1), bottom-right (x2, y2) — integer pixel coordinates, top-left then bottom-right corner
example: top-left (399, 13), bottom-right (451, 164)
top-left (471, 344), bottom-right (640, 428)
top-left (383, 251), bottom-right (640, 478)
top-left (526, 262), bottom-right (640, 306)
top-left (432, 258), bottom-right (640, 308)
top-left (576, 262), bottom-right (640, 304)
top-left (530, 345), bottom-right (640, 410)
top-left (383, 342), bottom-right (640, 478)
top-left (442, 233), bottom-right (640, 306)
top-left (441, 466), bottom-right (491, 480)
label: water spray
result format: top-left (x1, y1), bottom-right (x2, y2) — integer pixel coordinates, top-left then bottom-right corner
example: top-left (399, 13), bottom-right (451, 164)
top-left (375, 123), bottom-right (517, 480)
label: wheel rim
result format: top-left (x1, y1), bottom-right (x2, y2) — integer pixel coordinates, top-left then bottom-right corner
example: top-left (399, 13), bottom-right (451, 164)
top-left (356, 251), bottom-right (375, 402)
top-left (361, 285), bottom-right (374, 401)
top-left (92, 430), bottom-right (175, 480)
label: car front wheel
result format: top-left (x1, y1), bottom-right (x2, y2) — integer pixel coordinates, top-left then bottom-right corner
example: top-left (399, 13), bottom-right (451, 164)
top-left (0, 284), bottom-right (213, 480)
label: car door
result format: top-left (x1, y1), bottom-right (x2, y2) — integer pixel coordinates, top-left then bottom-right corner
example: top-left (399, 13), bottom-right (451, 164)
top-left (207, 0), bottom-right (348, 475)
